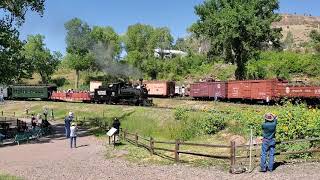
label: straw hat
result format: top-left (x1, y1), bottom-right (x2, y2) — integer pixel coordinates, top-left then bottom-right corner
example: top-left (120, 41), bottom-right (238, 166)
top-left (264, 113), bottom-right (276, 121)
top-left (71, 122), bottom-right (76, 126)
top-left (68, 112), bottom-right (74, 117)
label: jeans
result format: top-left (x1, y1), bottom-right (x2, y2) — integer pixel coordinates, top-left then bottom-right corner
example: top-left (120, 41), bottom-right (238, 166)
top-left (260, 138), bottom-right (276, 171)
top-left (65, 126), bottom-right (70, 138)
top-left (70, 137), bottom-right (76, 148)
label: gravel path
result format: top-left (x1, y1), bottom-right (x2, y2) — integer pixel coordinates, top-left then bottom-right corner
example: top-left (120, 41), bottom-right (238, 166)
top-left (0, 124), bottom-right (319, 180)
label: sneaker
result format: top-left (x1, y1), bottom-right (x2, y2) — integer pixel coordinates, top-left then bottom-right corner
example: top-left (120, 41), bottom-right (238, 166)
top-left (259, 169), bottom-right (267, 172)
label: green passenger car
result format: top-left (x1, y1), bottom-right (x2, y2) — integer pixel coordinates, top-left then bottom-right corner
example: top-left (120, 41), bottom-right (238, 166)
top-left (10, 85), bottom-right (57, 99)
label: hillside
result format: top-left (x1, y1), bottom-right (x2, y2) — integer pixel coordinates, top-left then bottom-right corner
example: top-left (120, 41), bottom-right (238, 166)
top-left (273, 14), bottom-right (320, 46)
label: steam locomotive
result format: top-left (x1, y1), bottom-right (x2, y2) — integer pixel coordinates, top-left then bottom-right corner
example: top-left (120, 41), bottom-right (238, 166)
top-left (93, 81), bottom-right (152, 106)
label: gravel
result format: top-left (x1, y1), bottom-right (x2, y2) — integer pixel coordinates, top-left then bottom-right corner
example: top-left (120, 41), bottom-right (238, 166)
top-left (0, 124), bottom-right (319, 180)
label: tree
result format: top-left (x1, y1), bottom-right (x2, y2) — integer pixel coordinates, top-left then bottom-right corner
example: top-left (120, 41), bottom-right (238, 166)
top-left (148, 27), bottom-right (173, 59)
top-left (65, 18), bottom-right (94, 88)
top-left (191, 0), bottom-right (282, 80)
top-left (23, 35), bottom-right (61, 83)
top-left (310, 30), bottom-right (320, 53)
top-left (91, 26), bottom-right (121, 59)
top-left (0, 0), bottom-right (45, 84)
top-left (283, 31), bottom-right (294, 49)
top-left (123, 23), bottom-right (154, 57)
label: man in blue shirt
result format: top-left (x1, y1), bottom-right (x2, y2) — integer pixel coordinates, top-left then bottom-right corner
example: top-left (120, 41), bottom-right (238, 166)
top-left (64, 112), bottom-right (73, 138)
top-left (260, 113), bottom-right (277, 172)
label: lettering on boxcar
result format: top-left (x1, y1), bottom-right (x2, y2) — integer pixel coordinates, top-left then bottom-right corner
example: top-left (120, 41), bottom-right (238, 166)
top-left (232, 88), bottom-right (239, 96)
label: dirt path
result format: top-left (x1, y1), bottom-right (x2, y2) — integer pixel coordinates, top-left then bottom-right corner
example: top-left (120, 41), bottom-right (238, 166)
top-left (0, 124), bottom-right (319, 180)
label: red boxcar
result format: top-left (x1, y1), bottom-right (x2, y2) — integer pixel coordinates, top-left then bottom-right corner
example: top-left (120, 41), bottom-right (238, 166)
top-left (144, 81), bottom-right (175, 97)
top-left (276, 83), bottom-right (320, 99)
top-left (227, 79), bottom-right (279, 102)
top-left (227, 79), bottom-right (320, 101)
top-left (190, 82), bottom-right (227, 99)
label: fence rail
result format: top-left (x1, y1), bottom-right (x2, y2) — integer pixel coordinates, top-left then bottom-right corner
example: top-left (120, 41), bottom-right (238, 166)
top-left (121, 129), bottom-right (320, 173)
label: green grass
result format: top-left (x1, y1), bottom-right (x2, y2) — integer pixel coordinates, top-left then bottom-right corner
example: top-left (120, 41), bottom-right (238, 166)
top-left (2, 99), bottom-right (319, 167)
top-left (0, 173), bottom-right (23, 180)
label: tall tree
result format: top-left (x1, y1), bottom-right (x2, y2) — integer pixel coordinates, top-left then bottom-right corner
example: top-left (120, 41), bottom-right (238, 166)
top-left (191, 0), bottom-right (282, 80)
top-left (148, 27), bottom-right (174, 59)
top-left (283, 31), bottom-right (294, 49)
top-left (310, 30), bottom-right (320, 53)
top-left (23, 35), bottom-right (61, 83)
top-left (123, 23), bottom-right (154, 56)
top-left (0, 0), bottom-right (45, 84)
top-left (91, 26), bottom-right (121, 59)
top-left (65, 18), bottom-right (94, 88)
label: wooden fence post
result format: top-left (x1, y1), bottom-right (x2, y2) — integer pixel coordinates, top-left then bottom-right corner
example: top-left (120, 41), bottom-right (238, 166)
top-left (150, 137), bottom-right (154, 155)
top-left (13, 112), bottom-right (15, 117)
top-left (124, 129), bottom-right (127, 140)
top-left (175, 139), bottom-right (180, 162)
top-left (51, 109), bottom-right (54, 120)
top-left (135, 133), bottom-right (139, 146)
top-left (230, 141), bottom-right (236, 172)
top-left (1, 111), bottom-right (3, 116)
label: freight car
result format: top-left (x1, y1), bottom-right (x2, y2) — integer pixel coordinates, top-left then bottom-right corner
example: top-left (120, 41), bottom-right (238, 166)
top-left (144, 81), bottom-right (175, 97)
top-left (190, 81), bottom-right (227, 100)
top-left (227, 79), bottom-right (277, 102)
top-left (190, 79), bottom-right (320, 103)
top-left (51, 91), bottom-right (91, 102)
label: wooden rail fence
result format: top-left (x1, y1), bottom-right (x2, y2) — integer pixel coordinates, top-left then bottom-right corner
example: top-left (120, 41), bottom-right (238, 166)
top-left (121, 129), bottom-right (320, 173)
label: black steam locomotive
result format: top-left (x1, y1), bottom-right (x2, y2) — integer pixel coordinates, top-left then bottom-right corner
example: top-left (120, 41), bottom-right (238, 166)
top-left (93, 81), bottom-right (152, 106)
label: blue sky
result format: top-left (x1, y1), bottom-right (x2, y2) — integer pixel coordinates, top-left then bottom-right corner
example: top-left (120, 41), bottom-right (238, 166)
top-left (13, 0), bottom-right (320, 54)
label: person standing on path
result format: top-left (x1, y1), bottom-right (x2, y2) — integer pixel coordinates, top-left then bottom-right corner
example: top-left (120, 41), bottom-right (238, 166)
top-left (70, 123), bottom-right (77, 148)
top-left (112, 118), bottom-right (121, 142)
top-left (31, 114), bottom-right (37, 129)
top-left (260, 113), bottom-right (278, 172)
top-left (65, 112), bottom-right (73, 138)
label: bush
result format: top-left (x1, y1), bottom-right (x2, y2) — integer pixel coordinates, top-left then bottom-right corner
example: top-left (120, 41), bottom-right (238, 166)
top-left (247, 51), bottom-right (320, 80)
top-left (171, 108), bottom-right (226, 140)
top-left (50, 77), bottom-right (69, 87)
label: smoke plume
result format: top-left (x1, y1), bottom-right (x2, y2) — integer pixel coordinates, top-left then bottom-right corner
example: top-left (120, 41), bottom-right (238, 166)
top-left (91, 42), bottom-right (142, 78)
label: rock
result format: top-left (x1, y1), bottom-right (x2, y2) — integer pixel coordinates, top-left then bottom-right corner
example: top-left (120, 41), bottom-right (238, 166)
top-left (230, 135), bottom-right (246, 146)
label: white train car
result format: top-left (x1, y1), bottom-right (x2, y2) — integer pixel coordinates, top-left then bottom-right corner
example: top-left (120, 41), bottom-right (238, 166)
top-left (0, 85), bottom-right (8, 98)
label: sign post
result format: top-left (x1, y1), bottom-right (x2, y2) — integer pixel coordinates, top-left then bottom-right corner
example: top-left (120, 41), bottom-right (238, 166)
top-left (107, 127), bottom-right (118, 148)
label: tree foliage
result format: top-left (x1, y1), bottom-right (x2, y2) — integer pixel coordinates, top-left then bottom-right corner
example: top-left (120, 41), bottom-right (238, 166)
top-left (91, 26), bottom-right (121, 59)
top-left (23, 34), bottom-right (61, 83)
top-left (191, 0), bottom-right (282, 80)
top-left (247, 51), bottom-right (320, 80)
top-left (310, 30), bottom-right (320, 53)
top-left (64, 18), bottom-right (94, 88)
top-left (0, 0), bottom-right (45, 84)
top-left (123, 23), bottom-right (154, 58)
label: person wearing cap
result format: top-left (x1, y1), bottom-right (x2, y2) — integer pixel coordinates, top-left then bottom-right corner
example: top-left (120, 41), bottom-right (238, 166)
top-left (112, 118), bottom-right (121, 135)
top-left (31, 114), bottom-right (37, 129)
top-left (260, 113), bottom-right (278, 172)
top-left (70, 123), bottom-right (77, 148)
top-left (64, 112), bottom-right (74, 138)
